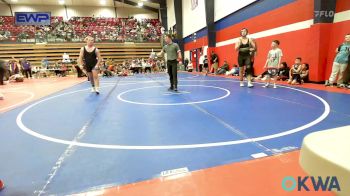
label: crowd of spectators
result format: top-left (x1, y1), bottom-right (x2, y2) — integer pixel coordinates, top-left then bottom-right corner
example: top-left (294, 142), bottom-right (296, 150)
top-left (0, 16), bottom-right (162, 43)
top-left (100, 57), bottom-right (166, 77)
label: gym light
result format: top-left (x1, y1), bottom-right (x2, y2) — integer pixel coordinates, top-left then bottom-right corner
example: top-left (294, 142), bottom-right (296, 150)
top-left (58, 0), bottom-right (65, 5)
top-left (137, 2), bottom-right (143, 7)
top-left (100, 0), bottom-right (106, 5)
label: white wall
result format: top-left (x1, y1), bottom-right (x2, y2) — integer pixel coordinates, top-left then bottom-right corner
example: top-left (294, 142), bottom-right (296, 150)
top-left (166, 0), bottom-right (175, 29)
top-left (116, 7), bottom-right (158, 19)
top-left (0, 4), bottom-right (158, 20)
top-left (67, 6), bottom-right (115, 18)
top-left (182, 0), bottom-right (206, 37)
top-left (10, 5), bottom-right (67, 18)
top-left (180, 0), bottom-right (257, 38)
top-left (214, 0), bottom-right (257, 21)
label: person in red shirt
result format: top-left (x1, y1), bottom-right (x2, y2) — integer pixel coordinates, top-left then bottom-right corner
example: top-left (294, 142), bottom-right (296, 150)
top-left (0, 179), bottom-right (4, 191)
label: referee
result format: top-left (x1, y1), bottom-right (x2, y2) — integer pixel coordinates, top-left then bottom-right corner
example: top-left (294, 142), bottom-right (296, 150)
top-left (158, 34), bottom-right (182, 91)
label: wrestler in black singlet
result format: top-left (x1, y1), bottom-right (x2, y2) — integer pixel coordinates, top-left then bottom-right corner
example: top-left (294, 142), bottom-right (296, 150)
top-left (238, 38), bottom-right (252, 67)
top-left (83, 47), bottom-right (98, 72)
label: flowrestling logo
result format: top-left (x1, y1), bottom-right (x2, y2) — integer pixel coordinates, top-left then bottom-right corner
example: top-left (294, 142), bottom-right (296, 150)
top-left (282, 176), bottom-right (341, 192)
top-left (314, 11), bottom-right (335, 18)
top-left (15, 12), bottom-right (51, 26)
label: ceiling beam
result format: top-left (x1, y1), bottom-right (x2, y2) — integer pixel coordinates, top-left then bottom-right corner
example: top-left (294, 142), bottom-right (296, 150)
top-left (114, 0), bottom-right (159, 13)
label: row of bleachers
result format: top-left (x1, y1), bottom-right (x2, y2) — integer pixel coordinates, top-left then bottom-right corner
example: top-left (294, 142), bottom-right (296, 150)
top-left (0, 42), bottom-right (162, 67)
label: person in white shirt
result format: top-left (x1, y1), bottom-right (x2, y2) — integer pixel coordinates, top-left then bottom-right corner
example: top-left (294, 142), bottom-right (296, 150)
top-left (62, 53), bottom-right (70, 63)
top-left (199, 53), bottom-right (204, 73)
top-left (263, 40), bottom-right (283, 88)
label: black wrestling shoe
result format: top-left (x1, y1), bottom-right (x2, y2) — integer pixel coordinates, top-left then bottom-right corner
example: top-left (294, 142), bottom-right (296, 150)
top-left (173, 87), bottom-right (178, 92)
top-left (168, 86), bottom-right (174, 91)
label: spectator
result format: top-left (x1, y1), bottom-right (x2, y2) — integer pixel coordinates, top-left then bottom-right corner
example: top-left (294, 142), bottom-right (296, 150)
top-left (21, 58), bottom-right (32, 79)
top-left (288, 57), bottom-right (302, 85)
top-left (203, 55), bottom-right (209, 76)
top-left (210, 51), bottom-right (219, 74)
top-left (187, 62), bottom-right (193, 72)
top-left (41, 57), bottom-right (49, 69)
top-left (255, 70), bottom-right (268, 81)
top-left (300, 63), bottom-right (309, 83)
top-left (325, 34), bottom-right (350, 88)
top-left (62, 53), bottom-right (71, 63)
top-left (277, 62), bottom-right (289, 81)
top-left (160, 60), bottom-right (166, 71)
top-left (263, 40), bottom-right (283, 88)
top-left (184, 58), bottom-right (189, 71)
top-left (9, 57), bottom-right (20, 75)
top-left (74, 62), bottom-right (86, 78)
top-left (217, 60), bottom-right (230, 75)
top-left (226, 64), bottom-right (239, 76)
top-left (31, 66), bottom-right (40, 78)
top-left (199, 53), bottom-right (204, 72)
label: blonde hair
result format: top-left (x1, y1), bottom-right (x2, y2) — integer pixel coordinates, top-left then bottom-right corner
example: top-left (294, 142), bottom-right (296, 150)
top-left (84, 36), bottom-right (94, 42)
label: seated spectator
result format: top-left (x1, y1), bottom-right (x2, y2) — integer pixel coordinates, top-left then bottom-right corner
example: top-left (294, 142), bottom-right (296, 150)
top-left (226, 64), bottom-right (239, 76)
top-left (288, 57), bottom-right (302, 85)
top-left (160, 60), bottom-right (166, 71)
top-left (255, 70), bottom-right (269, 80)
top-left (300, 63), bottom-right (309, 83)
top-left (60, 63), bottom-right (67, 77)
top-left (62, 53), bottom-right (70, 63)
top-left (74, 63), bottom-right (86, 78)
top-left (277, 62), bottom-right (289, 81)
top-left (118, 67), bottom-right (130, 76)
top-left (31, 66), bottom-right (40, 78)
top-left (217, 60), bottom-right (230, 75)
top-left (41, 57), bottom-right (49, 69)
top-left (101, 60), bottom-right (113, 77)
top-left (152, 60), bottom-right (159, 73)
top-left (187, 62), bottom-right (193, 72)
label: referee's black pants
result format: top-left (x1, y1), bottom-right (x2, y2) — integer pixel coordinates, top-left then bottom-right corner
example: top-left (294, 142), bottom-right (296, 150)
top-left (167, 60), bottom-right (178, 88)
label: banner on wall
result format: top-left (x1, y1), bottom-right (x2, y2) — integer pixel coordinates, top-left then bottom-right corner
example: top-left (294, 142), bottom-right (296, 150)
top-left (15, 12), bottom-right (51, 26)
